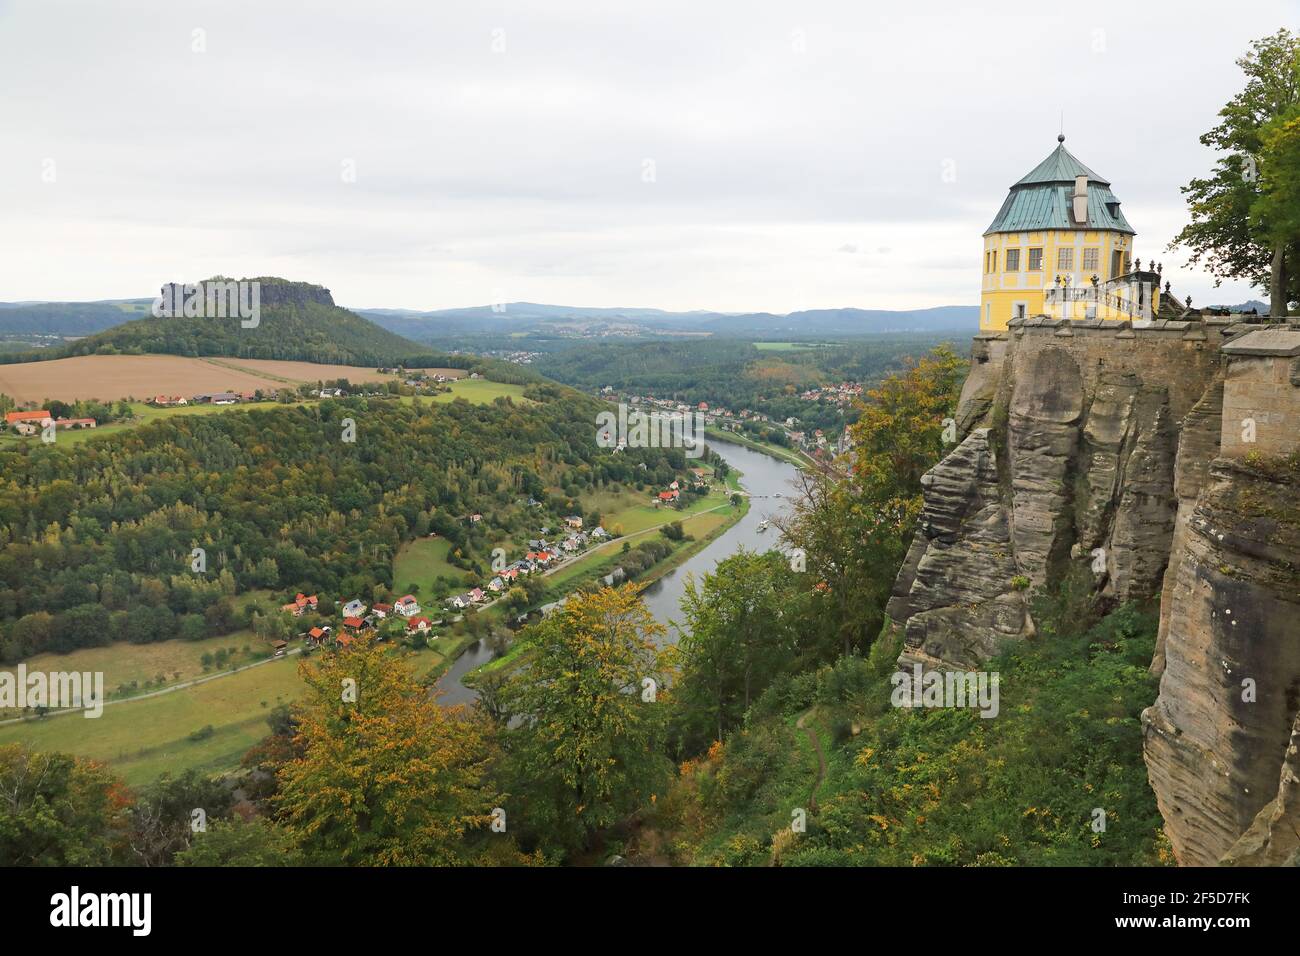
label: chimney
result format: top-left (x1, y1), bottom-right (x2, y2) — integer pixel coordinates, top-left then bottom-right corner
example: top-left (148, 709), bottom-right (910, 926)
top-left (1072, 175), bottom-right (1089, 225)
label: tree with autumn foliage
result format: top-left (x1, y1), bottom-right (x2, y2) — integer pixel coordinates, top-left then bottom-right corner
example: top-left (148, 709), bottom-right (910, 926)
top-left (777, 346), bottom-right (965, 659)
top-left (274, 636), bottom-right (508, 866)
top-left (502, 585), bottom-right (671, 852)
top-left (0, 744), bottom-right (131, 865)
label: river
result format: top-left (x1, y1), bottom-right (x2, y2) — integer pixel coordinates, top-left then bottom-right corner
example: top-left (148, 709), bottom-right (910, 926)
top-left (434, 438), bottom-right (802, 705)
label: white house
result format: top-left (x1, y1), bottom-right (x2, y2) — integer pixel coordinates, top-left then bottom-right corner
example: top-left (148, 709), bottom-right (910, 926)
top-left (395, 595), bottom-right (421, 618)
top-left (342, 599), bottom-right (367, 618)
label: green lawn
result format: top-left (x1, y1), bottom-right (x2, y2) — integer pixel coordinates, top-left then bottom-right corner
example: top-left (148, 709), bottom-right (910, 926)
top-left (428, 378), bottom-right (528, 404)
top-left (394, 536), bottom-right (462, 595)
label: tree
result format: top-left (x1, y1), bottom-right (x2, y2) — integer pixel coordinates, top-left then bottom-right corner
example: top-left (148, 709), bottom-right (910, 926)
top-left (0, 745), bottom-right (130, 865)
top-left (777, 346), bottom-right (964, 659)
top-left (502, 586), bottom-right (670, 851)
top-left (174, 818), bottom-right (303, 866)
top-left (127, 769), bottom-right (234, 866)
top-left (274, 635), bottom-right (500, 865)
top-left (674, 550), bottom-right (798, 748)
top-left (1254, 109), bottom-right (1300, 311)
top-left (1170, 29), bottom-right (1300, 315)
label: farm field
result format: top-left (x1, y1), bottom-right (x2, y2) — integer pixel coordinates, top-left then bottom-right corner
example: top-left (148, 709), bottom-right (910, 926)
top-left (0, 635), bottom-right (447, 785)
top-left (0, 353), bottom-right (464, 404)
top-left (0, 629), bottom-right (266, 717)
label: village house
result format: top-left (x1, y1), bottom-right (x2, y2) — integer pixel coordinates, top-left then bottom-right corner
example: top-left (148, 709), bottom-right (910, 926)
top-left (342, 598), bottom-right (367, 618)
top-left (372, 602), bottom-right (393, 618)
top-left (406, 616), bottom-right (433, 634)
top-left (488, 576), bottom-right (505, 592)
top-left (54, 418), bottom-right (97, 430)
top-left (564, 515), bottom-right (583, 529)
top-left (394, 595), bottom-right (421, 617)
top-left (6, 410), bottom-right (50, 429)
top-left (306, 625), bottom-right (331, 646)
top-left (281, 593), bottom-right (319, 617)
top-left (341, 616), bottom-right (365, 631)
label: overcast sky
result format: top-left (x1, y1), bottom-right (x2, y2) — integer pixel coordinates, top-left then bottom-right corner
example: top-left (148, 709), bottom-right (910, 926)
top-left (0, 0), bottom-right (1290, 313)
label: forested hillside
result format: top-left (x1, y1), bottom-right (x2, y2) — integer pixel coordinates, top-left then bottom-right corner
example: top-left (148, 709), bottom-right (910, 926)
top-left (536, 335), bottom-right (956, 434)
top-left (1, 279), bottom-right (444, 369)
top-left (0, 386), bottom-right (685, 660)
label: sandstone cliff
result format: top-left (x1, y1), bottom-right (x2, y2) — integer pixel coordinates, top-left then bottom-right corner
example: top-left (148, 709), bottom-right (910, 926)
top-left (888, 316), bottom-right (1300, 866)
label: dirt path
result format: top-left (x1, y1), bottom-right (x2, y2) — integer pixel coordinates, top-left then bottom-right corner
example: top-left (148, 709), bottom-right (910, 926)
top-left (796, 708), bottom-right (827, 813)
top-left (0, 648), bottom-right (302, 726)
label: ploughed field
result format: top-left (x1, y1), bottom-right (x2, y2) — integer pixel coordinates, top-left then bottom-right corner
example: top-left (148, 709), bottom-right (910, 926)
top-left (0, 354), bottom-right (465, 403)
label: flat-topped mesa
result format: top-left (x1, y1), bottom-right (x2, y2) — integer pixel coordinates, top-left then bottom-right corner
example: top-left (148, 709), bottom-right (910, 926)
top-left (158, 277), bottom-right (334, 311)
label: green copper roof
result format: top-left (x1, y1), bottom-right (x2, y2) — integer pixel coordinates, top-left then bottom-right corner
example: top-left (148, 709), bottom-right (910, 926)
top-left (1014, 142), bottom-right (1109, 186)
top-left (985, 137), bottom-right (1134, 236)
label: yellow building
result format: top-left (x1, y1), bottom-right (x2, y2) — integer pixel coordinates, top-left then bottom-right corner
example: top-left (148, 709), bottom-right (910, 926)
top-left (981, 136), bottom-right (1164, 331)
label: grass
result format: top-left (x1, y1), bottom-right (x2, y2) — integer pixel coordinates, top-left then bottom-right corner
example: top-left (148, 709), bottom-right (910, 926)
top-left (0, 630), bottom-right (270, 716)
top-left (393, 536), bottom-right (462, 595)
top-left (599, 485), bottom-right (730, 537)
top-left (427, 378), bottom-right (529, 405)
top-left (0, 654), bottom-right (306, 786)
top-left (0, 639), bottom-right (445, 785)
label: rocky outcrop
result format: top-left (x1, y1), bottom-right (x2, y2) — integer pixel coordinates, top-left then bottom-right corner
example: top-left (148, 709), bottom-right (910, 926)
top-left (892, 320), bottom-right (1300, 867)
top-left (1006, 348), bottom-right (1084, 589)
top-left (1221, 713), bottom-right (1300, 866)
top-left (1141, 456), bottom-right (1300, 866)
top-left (893, 428), bottom-right (1029, 670)
top-left (892, 327), bottom-right (1186, 672)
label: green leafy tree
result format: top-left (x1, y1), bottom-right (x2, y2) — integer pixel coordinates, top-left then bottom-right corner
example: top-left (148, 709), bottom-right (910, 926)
top-left (174, 818), bottom-right (304, 866)
top-left (1170, 29), bottom-right (1300, 315)
top-left (502, 586), bottom-right (670, 851)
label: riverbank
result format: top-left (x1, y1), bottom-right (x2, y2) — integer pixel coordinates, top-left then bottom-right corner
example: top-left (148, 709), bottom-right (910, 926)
top-left (464, 489), bottom-right (751, 684)
top-left (704, 426), bottom-right (812, 469)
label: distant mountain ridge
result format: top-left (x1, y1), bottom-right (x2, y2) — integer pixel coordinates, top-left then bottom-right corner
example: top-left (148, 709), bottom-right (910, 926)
top-left (357, 302), bottom-right (980, 339)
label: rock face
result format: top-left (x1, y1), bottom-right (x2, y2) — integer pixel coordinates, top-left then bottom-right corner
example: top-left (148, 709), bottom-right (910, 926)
top-left (891, 321), bottom-right (1193, 672)
top-left (1141, 457), bottom-right (1300, 865)
top-left (890, 318), bottom-right (1300, 867)
top-left (892, 428), bottom-right (1029, 670)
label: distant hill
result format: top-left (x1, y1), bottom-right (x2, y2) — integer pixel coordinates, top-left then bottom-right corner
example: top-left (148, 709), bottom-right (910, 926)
top-left (53, 279), bottom-right (437, 367)
top-left (358, 301), bottom-right (979, 340)
top-left (1207, 299), bottom-right (1270, 314)
top-left (0, 298), bottom-right (154, 335)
